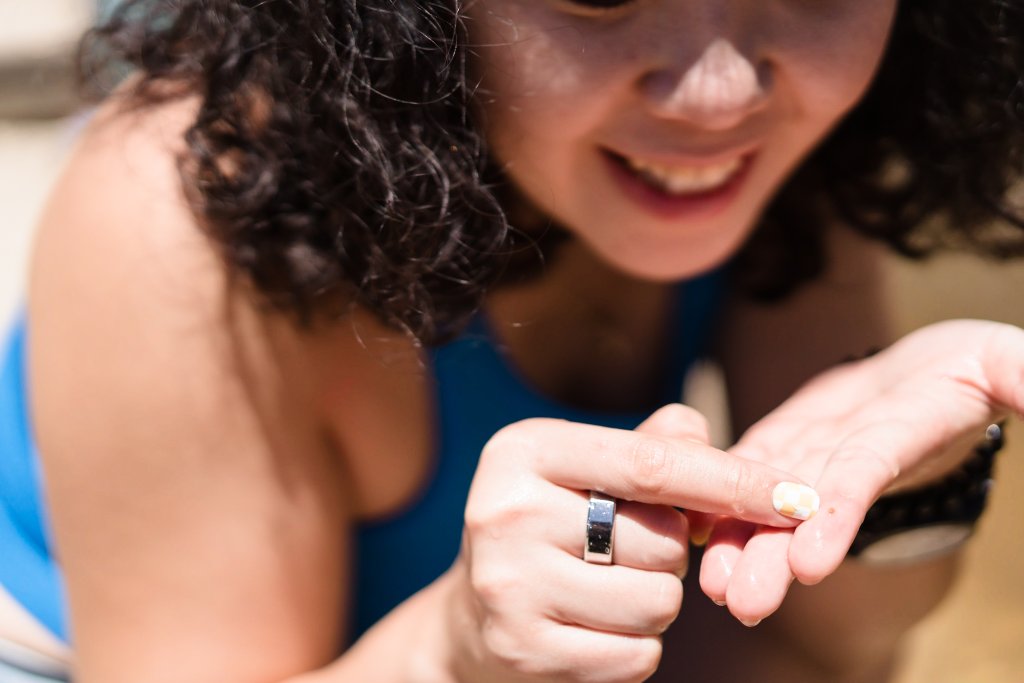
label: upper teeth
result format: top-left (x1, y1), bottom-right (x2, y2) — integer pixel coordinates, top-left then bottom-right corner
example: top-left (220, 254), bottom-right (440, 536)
top-left (625, 156), bottom-right (743, 195)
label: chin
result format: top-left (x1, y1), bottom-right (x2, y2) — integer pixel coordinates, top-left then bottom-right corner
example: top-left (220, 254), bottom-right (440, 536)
top-left (579, 223), bottom-right (751, 283)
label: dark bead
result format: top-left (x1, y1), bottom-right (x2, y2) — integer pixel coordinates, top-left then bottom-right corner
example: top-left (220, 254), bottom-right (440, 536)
top-left (943, 496), bottom-right (963, 515)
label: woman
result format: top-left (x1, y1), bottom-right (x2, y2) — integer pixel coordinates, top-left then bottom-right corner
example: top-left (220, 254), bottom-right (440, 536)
top-left (1, 0), bottom-right (1023, 681)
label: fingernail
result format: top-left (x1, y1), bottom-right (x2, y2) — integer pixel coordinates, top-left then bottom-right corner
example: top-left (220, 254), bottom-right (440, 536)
top-left (675, 564), bottom-right (689, 581)
top-left (713, 599), bottom-right (726, 607)
top-left (690, 527), bottom-right (711, 547)
top-left (741, 618), bottom-right (762, 628)
top-left (772, 482), bottom-right (820, 521)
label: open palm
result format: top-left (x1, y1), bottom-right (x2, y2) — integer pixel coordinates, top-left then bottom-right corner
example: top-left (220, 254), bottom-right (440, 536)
top-left (696, 319), bottom-right (1024, 625)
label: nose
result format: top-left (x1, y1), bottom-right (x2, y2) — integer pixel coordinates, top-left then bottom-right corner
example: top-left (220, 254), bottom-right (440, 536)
top-left (640, 39), bottom-right (769, 130)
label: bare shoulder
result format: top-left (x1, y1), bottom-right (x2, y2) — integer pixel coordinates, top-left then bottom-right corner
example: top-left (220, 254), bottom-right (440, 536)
top-left (21, 93), bottom-right (421, 680)
top-left (29, 92), bottom-right (215, 331)
top-left (25, 93), bottom-right (309, 509)
top-left (32, 88), bottom-right (434, 512)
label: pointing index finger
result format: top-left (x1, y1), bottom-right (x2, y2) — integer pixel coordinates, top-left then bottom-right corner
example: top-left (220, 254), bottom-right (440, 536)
top-left (526, 419), bottom-right (818, 527)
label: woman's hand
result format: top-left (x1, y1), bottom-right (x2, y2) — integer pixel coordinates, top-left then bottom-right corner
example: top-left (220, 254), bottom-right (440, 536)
top-left (697, 319), bottom-right (1024, 626)
top-left (441, 404), bottom-right (818, 683)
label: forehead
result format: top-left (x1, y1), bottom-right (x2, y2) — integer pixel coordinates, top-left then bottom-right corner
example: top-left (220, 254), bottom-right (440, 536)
top-left (463, 0), bottom-right (898, 37)
top-left (463, 0), bottom-right (899, 75)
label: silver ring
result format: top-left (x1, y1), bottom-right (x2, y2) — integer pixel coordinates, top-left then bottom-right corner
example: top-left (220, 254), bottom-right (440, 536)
top-left (584, 491), bottom-right (616, 564)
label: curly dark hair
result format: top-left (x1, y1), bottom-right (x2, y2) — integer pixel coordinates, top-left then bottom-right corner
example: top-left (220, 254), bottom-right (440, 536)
top-left (79, 0), bottom-right (1024, 343)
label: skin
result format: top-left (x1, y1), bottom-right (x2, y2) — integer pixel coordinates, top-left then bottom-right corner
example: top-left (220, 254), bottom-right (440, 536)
top-left (9, 0), bottom-right (1023, 682)
top-left (469, 0), bottom-right (898, 279)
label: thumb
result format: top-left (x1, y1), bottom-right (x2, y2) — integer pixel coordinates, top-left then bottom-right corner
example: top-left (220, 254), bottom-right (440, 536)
top-left (635, 403), bottom-right (711, 445)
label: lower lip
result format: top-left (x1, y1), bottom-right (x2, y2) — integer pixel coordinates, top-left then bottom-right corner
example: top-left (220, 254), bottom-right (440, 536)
top-left (602, 151), bottom-right (753, 221)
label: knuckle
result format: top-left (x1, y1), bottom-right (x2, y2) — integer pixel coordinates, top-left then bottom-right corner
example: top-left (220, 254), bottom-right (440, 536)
top-left (644, 525), bottom-right (688, 571)
top-left (658, 509), bottom-right (690, 565)
top-left (648, 574), bottom-right (684, 631)
top-left (726, 461), bottom-right (757, 518)
top-left (469, 563), bottom-right (521, 609)
top-left (461, 504), bottom-right (489, 537)
top-left (651, 535), bottom-right (688, 571)
top-left (484, 623), bottom-right (564, 679)
top-left (830, 442), bottom-right (900, 500)
top-left (462, 494), bottom-right (530, 539)
top-left (627, 637), bottom-right (664, 682)
top-left (481, 420), bottom-right (536, 465)
top-left (462, 497), bottom-right (505, 537)
top-left (482, 417), bottom-right (560, 460)
top-left (667, 537), bottom-right (689, 574)
top-left (627, 436), bottom-right (675, 498)
top-left (652, 403), bottom-right (710, 439)
top-left (481, 621), bottom-right (532, 673)
top-left (480, 418), bottom-right (564, 478)
top-left (830, 475), bottom-right (868, 510)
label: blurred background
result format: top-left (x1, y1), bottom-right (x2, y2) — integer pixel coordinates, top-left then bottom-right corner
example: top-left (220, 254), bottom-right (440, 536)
top-left (1, 1), bottom-right (1022, 680)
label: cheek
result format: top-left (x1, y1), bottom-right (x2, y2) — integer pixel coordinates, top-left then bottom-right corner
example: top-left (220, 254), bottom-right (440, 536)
top-left (472, 5), bottom-right (579, 106)
top-left (470, 5), bottom-right (616, 152)
top-left (774, 3), bottom-right (898, 122)
top-left (483, 48), bottom-right (588, 144)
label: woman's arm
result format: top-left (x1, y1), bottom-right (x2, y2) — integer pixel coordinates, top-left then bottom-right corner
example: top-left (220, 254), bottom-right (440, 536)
top-left (28, 98), bottom-right (353, 682)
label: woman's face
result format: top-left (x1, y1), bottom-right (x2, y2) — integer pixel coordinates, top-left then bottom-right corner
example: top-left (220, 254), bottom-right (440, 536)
top-left (468, 0), bottom-right (898, 280)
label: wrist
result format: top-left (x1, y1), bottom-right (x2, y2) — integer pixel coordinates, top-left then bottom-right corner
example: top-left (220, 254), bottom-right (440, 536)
top-left (337, 563), bottom-right (463, 683)
top-left (405, 567), bottom-right (463, 683)
top-left (438, 560), bottom-right (499, 683)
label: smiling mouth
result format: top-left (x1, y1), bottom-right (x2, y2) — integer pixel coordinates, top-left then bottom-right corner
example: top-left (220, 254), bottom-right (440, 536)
top-left (609, 152), bottom-right (747, 197)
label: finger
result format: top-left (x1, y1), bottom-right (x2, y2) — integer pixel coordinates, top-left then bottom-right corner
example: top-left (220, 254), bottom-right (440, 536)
top-left (636, 405), bottom-right (711, 552)
top-left (608, 500), bottom-right (689, 575)
top-left (534, 622), bottom-right (664, 683)
top-left (882, 319), bottom-right (1024, 420)
top-left (981, 321), bottom-right (1024, 418)
top-left (505, 419), bottom-right (818, 525)
top-left (685, 510), bottom-right (716, 547)
top-left (787, 417), bottom-right (924, 584)
top-left (787, 376), bottom-right (995, 585)
top-left (562, 494), bottom-right (688, 574)
top-left (635, 403), bottom-right (710, 444)
top-left (544, 551), bottom-right (684, 636)
top-left (699, 518), bottom-right (755, 605)
top-left (724, 528), bottom-right (795, 626)
top-left (468, 482), bottom-right (689, 574)
top-left (760, 351), bottom-right (1001, 584)
top-left (789, 454), bottom-right (889, 584)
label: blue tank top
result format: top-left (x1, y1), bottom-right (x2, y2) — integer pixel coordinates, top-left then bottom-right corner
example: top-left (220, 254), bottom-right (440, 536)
top-left (0, 312), bottom-right (68, 641)
top-left (0, 270), bottom-right (722, 645)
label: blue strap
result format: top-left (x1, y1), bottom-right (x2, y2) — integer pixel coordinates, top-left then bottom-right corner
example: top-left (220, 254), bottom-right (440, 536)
top-left (0, 315), bottom-right (69, 643)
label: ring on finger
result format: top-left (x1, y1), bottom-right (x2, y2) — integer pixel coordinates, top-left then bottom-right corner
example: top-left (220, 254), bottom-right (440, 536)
top-left (584, 491), bottom-right (616, 565)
